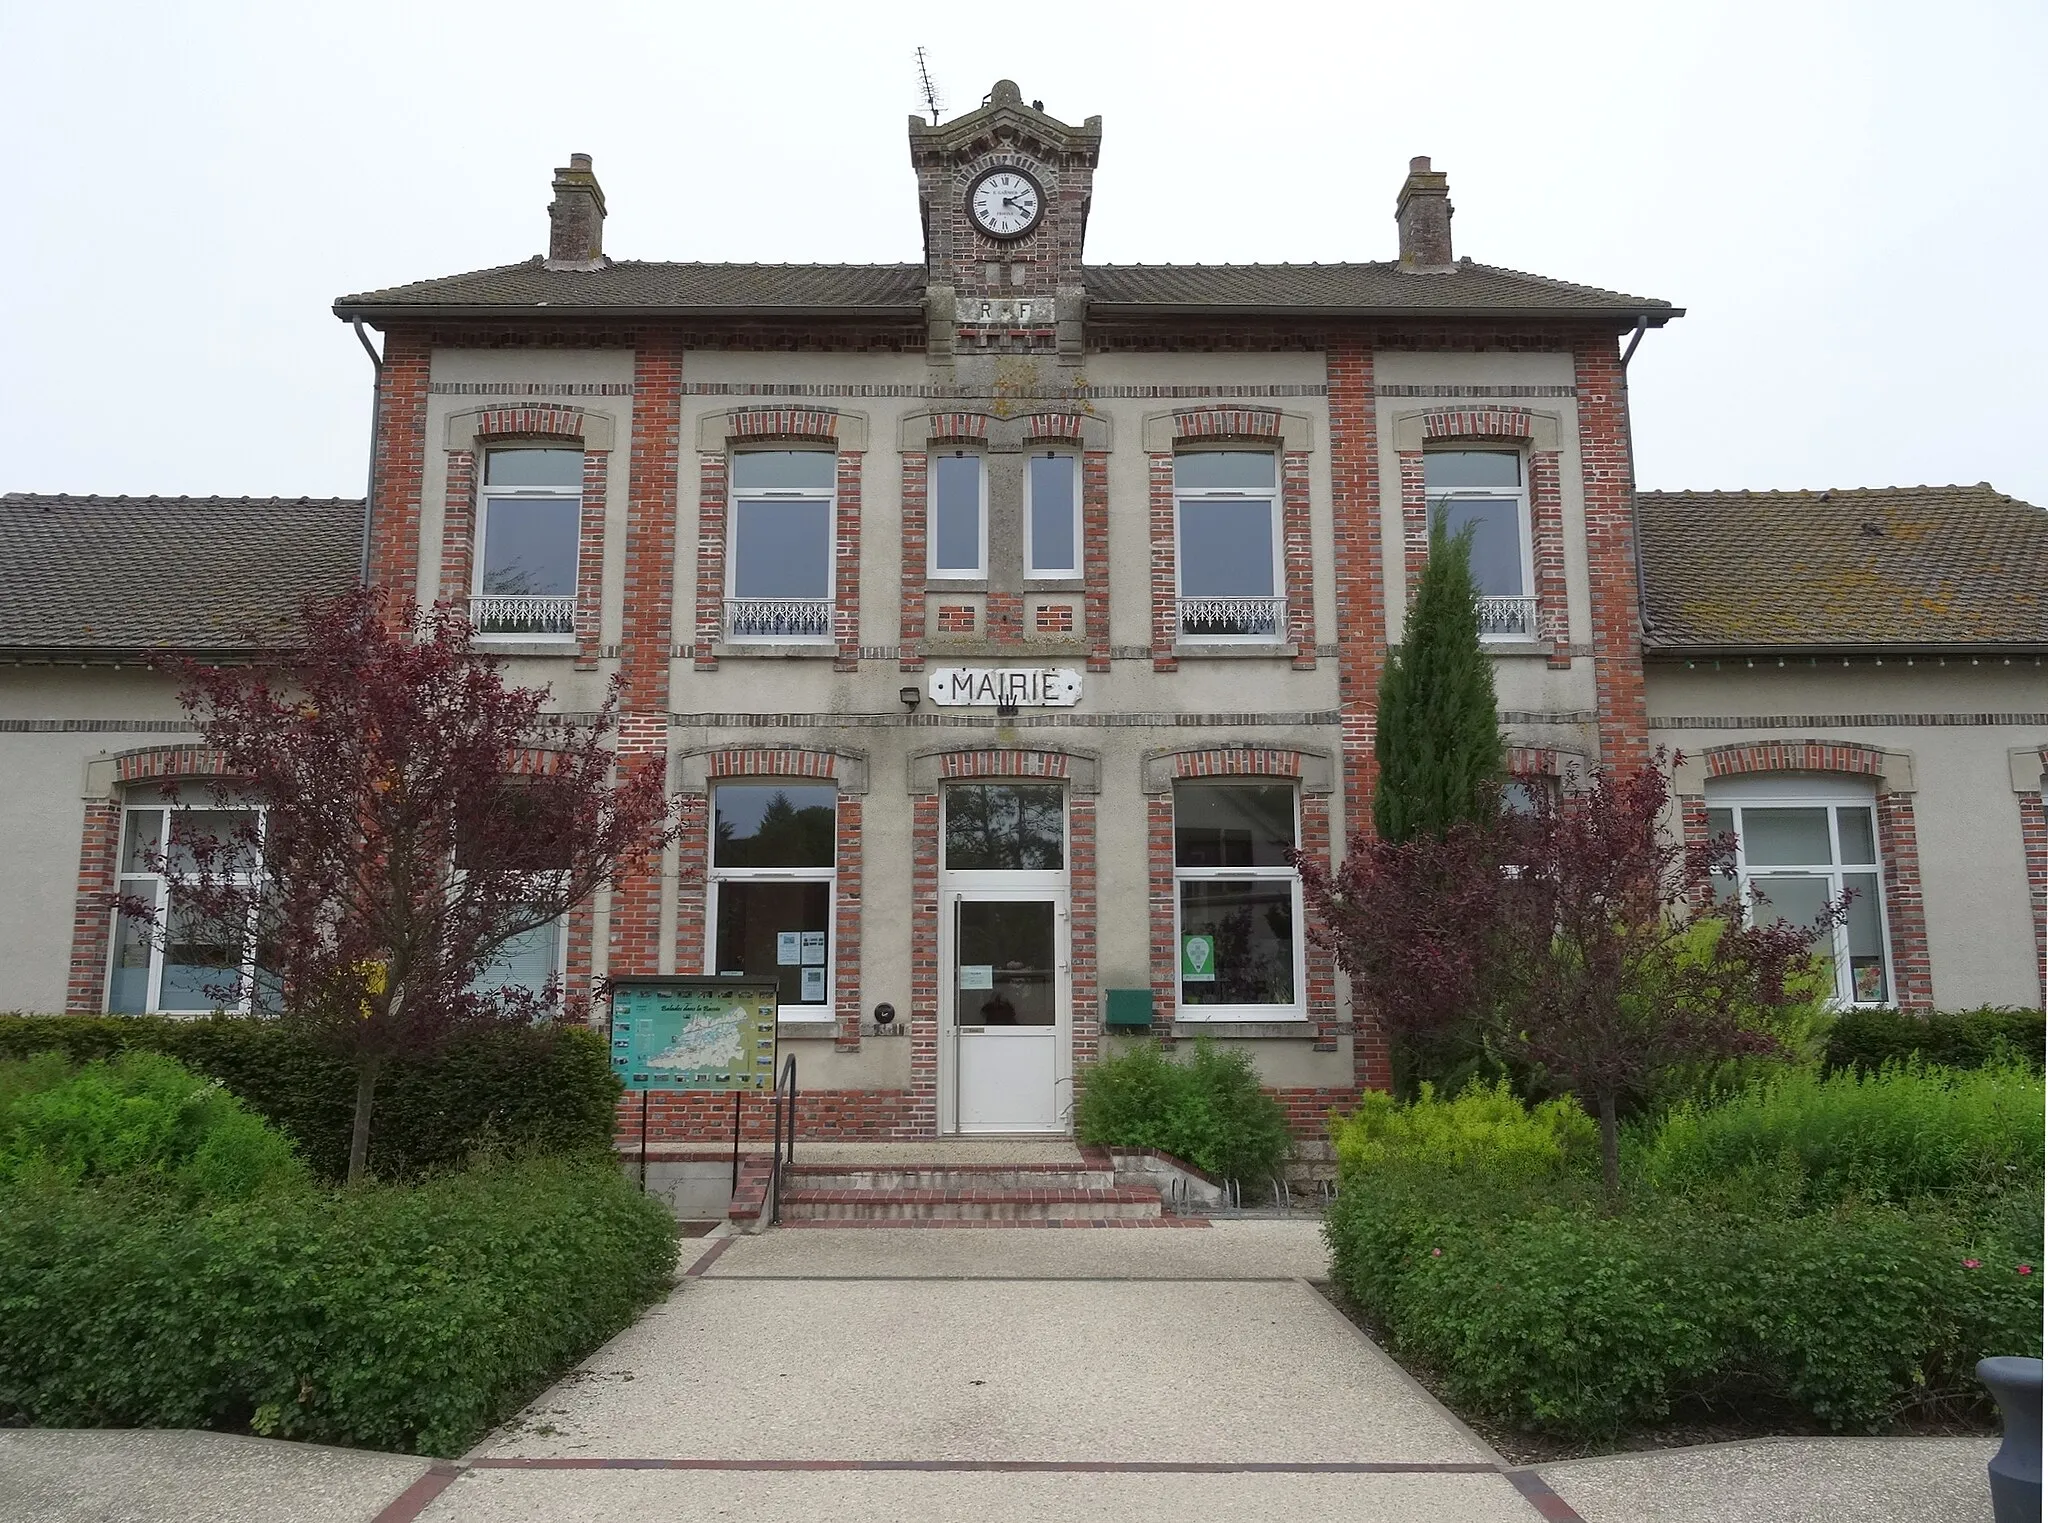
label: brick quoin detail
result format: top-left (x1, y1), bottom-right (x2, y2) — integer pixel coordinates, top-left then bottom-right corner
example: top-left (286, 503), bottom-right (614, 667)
top-left (1397, 451), bottom-right (1428, 603)
top-left (1146, 796), bottom-right (1177, 1034)
top-left (1572, 335), bottom-right (1650, 770)
top-left (908, 792), bottom-right (941, 1136)
top-left (671, 791), bottom-right (710, 979)
top-left (1147, 453), bottom-right (1177, 671)
top-left (833, 451), bottom-right (864, 671)
top-left (1281, 450), bottom-right (1317, 669)
top-left (937, 605), bottom-right (977, 634)
top-left (437, 450), bottom-right (476, 606)
top-left (1069, 795), bottom-right (1101, 1080)
top-left (937, 749), bottom-right (1071, 781)
top-left (367, 330), bottom-right (431, 604)
top-left (565, 899), bottom-right (597, 1014)
top-left (1173, 406), bottom-right (1282, 440)
top-left (112, 746), bottom-right (236, 784)
top-left (834, 796), bottom-right (864, 1051)
top-left (573, 451), bottom-right (608, 668)
top-left (1690, 741), bottom-right (1934, 1008)
top-left (927, 413), bottom-right (989, 443)
top-left (1082, 450), bottom-right (1111, 672)
top-left (898, 450), bottom-right (928, 671)
top-left (726, 409), bottom-right (841, 443)
top-left (2020, 787), bottom-right (2046, 1007)
top-left (1420, 407), bottom-right (1535, 442)
top-left (1529, 450), bottom-right (1570, 667)
top-left (692, 453), bottom-right (728, 669)
top-left (64, 802), bottom-right (120, 1012)
top-left (1327, 336), bottom-right (1391, 1094)
top-left (1027, 412), bottom-right (1086, 441)
top-left (1033, 604), bottom-right (1074, 633)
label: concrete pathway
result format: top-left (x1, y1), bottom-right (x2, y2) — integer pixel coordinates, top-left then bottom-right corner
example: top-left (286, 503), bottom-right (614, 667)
top-left (0, 1222), bottom-right (2000, 1522)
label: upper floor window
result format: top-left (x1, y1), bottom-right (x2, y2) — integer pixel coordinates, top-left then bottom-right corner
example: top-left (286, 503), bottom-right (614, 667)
top-left (1707, 779), bottom-right (1892, 1006)
top-left (710, 782), bottom-right (838, 1016)
top-left (1424, 450), bottom-right (1532, 640)
top-left (1025, 453), bottom-right (1079, 577)
top-left (109, 786), bottom-right (272, 1014)
top-left (1173, 781), bottom-right (1302, 1018)
top-left (727, 451), bottom-right (836, 642)
top-left (1175, 451), bottom-right (1282, 642)
top-left (931, 452), bottom-right (986, 579)
top-left (477, 449), bottom-right (581, 639)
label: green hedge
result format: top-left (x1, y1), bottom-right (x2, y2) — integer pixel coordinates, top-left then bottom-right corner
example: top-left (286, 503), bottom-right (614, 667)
top-left (1825, 1007), bottom-right (2044, 1077)
top-left (1076, 1037), bottom-right (1292, 1184)
top-left (0, 1015), bottom-right (620, 1183)
top-left (0, 1152), bottom-right (678, 1456)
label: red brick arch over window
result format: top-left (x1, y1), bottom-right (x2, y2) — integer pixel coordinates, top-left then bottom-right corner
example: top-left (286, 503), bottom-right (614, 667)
top-left (1399, 407), bottom-right (1568, 668)
top-left (1149, 411), bottom-right (1316, 672)
top-left (908, 749), bottom-right (1098, 1139)
top-left (673, 747), bottom-right (864, 1052)
top-left (1144, 746), bottom-right (1349, 1071)
top-left (1679, 741), bottom-right (1933, 1008)
top-left (66, 746), bottom-right (242, 1013)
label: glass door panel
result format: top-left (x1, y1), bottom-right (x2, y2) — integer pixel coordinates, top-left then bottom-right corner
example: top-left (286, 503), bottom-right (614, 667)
top-left (953, 900), bottom-right (1056, 1027)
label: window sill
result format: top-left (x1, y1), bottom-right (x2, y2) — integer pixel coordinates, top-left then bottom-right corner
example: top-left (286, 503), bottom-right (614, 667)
top-left (711, 642), bottom-right (839, 660)
top-left (1024, 577), bottom-right (1086, 592)
top-left (1171, 1019), bottom-right (1315, 1039)
top-left (1171, 642), bottom-right (1300, 660)
top-left (927, 576), bottom-right (990, 592)
top-left (472, 638), bottom-right (580, 657)
top-left (776, 1019), bottom-right (838, 1037)
top-left (1480, 640), bottom-right (1554, 658)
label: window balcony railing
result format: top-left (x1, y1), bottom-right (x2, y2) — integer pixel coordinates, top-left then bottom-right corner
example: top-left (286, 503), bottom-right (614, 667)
top-left (725, 598), bottom-right (833, 641)
top-left (471, 594), bottom-right (575, 638)
top-left (1178, 595), bottom-right (1286, 641)
top-left (1477, 595), bottom-right (1539, 640)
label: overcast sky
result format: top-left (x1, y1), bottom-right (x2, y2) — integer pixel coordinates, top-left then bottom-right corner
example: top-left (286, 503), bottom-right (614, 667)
top-left (3, 0), bottom-right (2043, 506)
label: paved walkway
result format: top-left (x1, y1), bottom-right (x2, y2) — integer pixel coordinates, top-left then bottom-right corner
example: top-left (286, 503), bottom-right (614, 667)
top-left (0, 1222), bottom-right (1999, 1521)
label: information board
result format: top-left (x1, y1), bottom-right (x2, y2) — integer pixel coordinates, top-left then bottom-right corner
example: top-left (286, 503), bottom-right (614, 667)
top-left (608, 976), bottom-right (778, 1092)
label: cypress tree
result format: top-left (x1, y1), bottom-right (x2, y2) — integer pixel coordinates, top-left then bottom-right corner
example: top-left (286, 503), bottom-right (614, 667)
top-left (1372, 522), bottom-right (1505, 841)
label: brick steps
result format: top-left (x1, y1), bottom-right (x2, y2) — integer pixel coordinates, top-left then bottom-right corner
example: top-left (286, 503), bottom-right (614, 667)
top-left (779, 1184), bottom-right (1162, 1223)
top-left (784, 1164), bottom-right (1116, 1192)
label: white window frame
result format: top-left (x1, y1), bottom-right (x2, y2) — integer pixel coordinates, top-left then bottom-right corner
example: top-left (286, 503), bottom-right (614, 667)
top-left (939, 781), bottom-right (1070, 893)
top-left (1170, 780), bottom-right (1307, 1021)
top-left (1024, 450), bottom-right (1080, 579)
top-left (929, 450), bottom-right (989, 580)
top-left (474, 447), bottom-right (583, 642)
top-left (1173, 450), bottom-right (1285, 644)
top-left (108, 792), bottom-right (269, 1015)
top-left (1706, 776), bottom-right (1895, 1008)
top-left (1423, 448), bottom-right (1535, 642)
top-left (726, 451), bottom-right (838, 644)
top-left (466, 875), bottom-right (570, 1004)
top-left (706, 782), bottom-right (838, 1023)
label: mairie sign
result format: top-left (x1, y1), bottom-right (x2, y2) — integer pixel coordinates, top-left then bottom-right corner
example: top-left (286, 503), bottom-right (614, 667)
top-left (927, 667), bottom-right (1083, 708)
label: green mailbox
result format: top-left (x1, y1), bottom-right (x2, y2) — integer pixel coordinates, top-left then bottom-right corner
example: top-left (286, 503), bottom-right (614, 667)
top-left (1103, 988), bottom-right (1154, 1029)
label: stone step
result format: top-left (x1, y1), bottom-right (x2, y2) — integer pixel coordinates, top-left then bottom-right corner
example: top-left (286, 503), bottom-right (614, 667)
top-left (784, 1164), bottom-right (1116, 1192)
top-left (778, 1185), bottom-right (1163, 1223)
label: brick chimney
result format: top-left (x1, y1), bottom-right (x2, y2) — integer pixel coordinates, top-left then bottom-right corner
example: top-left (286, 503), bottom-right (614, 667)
top-left (546, 153), bottom-right (606, 268)
top-left (1396, 156), bottom-right (1453, 271)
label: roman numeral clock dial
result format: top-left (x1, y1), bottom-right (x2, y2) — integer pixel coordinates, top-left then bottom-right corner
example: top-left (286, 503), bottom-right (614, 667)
top-left (968, 168), bottom-right (1044, 239)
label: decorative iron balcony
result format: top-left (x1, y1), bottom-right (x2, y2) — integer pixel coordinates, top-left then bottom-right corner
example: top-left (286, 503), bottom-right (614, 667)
top-left (471, 594), bottom-right (575, 638)
top-left (725, 598), bottom-right (833, 641)
top-left (1178, 596), bottom-right (1285, 640)
top-left (1476, 595), bottom-right (1539, 639)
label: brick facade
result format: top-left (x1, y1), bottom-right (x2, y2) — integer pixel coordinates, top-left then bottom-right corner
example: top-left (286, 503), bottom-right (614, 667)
top-left (1572, 334), bottom-right (1651, 770)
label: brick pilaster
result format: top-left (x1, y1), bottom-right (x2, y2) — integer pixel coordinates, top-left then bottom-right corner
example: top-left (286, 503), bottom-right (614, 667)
top-left (907, 791), bottom-right (941, 1136)
top-left (1877, 790), bottom-right (1934, 1008)
top-left (1572, 334), bottom-right (1650, 771)
top-left (1068, 795), bottom-right (1101, 1087)
top-left (437, 449), bottom-right (476, 607)
top-left (1300, 792), bottom-right (1343, 1056)
top-left (834, 795), bottom-right (864, 1052)
top-left (574, 449), bottom-right (608, 669)
top-left (1082, 450), bottom-right (1111, 673)
top-left (898, 450), bottom-right (928, 671)
top-left (1282, 449), bottom-right (1317, 669)
top-left (1397, 449), bottom-right (1427, 603)
top-left (2021, 788), bottom-right (2047, 1008)
top-left (672, 789), bottom-right (709, 979)
top-left (367, 329), bottom-right (432, 607)
top-left (1146, 795), bottom-right (1177, 1038)
top-left (1529, 449), bottom-right (1571, 668)
top-left (692, 453), bottom-right (727, 670)
top-left (833, 450), bottom-right (863, 671)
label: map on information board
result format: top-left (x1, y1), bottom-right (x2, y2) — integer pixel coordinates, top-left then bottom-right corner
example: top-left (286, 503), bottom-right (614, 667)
top-left (608, 976), bottom-right (779, 1092)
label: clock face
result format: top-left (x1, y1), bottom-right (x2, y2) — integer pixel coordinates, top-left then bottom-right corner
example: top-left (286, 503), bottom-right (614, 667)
top-left (968, 168), bottom-right (1043, 239)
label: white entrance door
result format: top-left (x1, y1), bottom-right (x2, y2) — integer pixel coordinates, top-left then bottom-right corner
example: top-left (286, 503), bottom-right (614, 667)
top-left (944, 889), bottom-right (1069, 1133)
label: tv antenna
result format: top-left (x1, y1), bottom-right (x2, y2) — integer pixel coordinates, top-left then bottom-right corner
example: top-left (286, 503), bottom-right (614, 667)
top-left (914, 47), bottom-right (944, 124)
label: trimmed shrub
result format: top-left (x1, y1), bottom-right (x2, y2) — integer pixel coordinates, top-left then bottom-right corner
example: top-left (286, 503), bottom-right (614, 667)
top-left (0, 1051), bottom-right (307, 1203)
top-left (0, 1151), bottom-right (678, 1456)
top-left (1332, 1080), bottom-right (1596, 1184)
top-left (1825, 1007), bottom-right (2045, 1076)
top-left (1637, 1061), bottom-right (2044, 1212)
top-left (1076, 1037), bottom-right (1292, 1184)
top-left (0, 1015), bottom-right (620, 1182)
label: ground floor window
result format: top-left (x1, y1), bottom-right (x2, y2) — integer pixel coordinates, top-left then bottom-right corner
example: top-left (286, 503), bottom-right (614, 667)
top-left (1172, 781), bottom-right (1302, 1017)
top-left (108, 786), bottom-right (271, 1013)
top-left (1707, 778), bottom-right (1892, 1005)
top-left (709, 781), bottom-right (837, 1015)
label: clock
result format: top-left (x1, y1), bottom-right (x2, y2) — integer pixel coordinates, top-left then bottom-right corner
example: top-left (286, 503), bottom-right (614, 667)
top-left (967, 167), bottom-right (1044, 240)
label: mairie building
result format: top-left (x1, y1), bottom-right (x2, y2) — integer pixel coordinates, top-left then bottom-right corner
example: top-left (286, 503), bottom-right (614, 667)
top-left (3, 83), bottom-right (2043, 1142)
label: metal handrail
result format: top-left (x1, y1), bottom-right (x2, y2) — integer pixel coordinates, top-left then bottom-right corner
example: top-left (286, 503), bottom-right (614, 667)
top-left (767, 1054), bottom-right (798, 1225)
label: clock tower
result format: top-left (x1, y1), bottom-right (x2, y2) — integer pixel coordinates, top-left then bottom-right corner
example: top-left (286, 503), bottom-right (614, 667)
top-left (908, 80), bottom-right (1101, 363)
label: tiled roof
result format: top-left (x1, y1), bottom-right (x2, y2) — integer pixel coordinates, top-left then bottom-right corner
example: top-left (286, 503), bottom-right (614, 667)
top-left (1638, 485), bottom-right (2048, 652)
top-left (333, 258), bottom-right (1675, 322)
top-left (0, 494), bottom-right (364, 654)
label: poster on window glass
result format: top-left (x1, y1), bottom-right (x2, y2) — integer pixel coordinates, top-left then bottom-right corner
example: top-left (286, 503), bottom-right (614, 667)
top-left (1851, 958), bottom-right (1887, 1003)
top-left (776, 931), bottom-right (802, 966)
top-left (609, 976), bottom-right (778, 1091)
top-left (800, 966), bottom-right (827, 1002)
top-left (1180, 935), bottom-right (1217, 982)
top-left (800, 930), bottom-right (827, 965)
